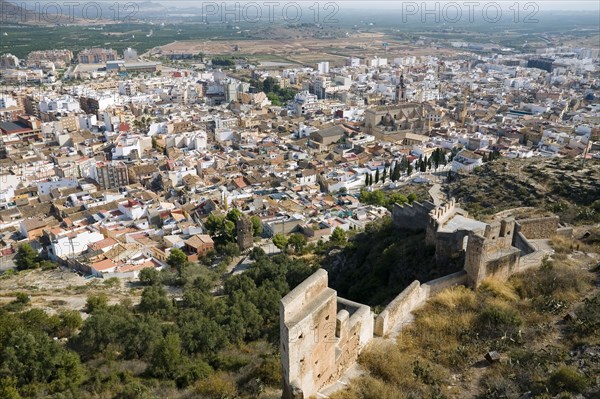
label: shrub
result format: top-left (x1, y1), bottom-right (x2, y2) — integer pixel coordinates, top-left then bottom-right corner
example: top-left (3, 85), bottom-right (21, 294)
top-left (479, 367), bottom-right (520, 399)
top-left (14, 292), bottom-right (30, 305)
top-left (475, 304), bottom-right (522, 338)
top-left (85, 293), bottom-right (109, 313)
top-left (548, 366), bottom-right (588, 394)
top-left (196, 372), bottom-right (237, 399)
top-left (103, 277), bottom-right (121, 289)
top-left (512, 264), bottom-right (592, 303)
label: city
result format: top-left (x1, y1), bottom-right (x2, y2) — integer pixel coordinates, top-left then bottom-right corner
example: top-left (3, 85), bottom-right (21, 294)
top-left (0, 1), bottom-right (599, 398)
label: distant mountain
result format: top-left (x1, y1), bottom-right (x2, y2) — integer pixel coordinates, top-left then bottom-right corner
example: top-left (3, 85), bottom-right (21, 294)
top-left (0, 0), bottom-right (170, 25)
top-left (0, 0), bottom-right (87, 25)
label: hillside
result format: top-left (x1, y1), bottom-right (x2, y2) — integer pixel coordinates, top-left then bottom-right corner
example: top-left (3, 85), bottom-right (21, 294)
top-left (447, 158), bottom-right (600, 224)
top-left (332, 230), bottom-right (600, 399)
top-left (322, 218), bottom-right (462, 308)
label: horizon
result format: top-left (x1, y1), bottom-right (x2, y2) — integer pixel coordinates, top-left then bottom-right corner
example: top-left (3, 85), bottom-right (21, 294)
top-left (11, 0), bottom-right (600, 11)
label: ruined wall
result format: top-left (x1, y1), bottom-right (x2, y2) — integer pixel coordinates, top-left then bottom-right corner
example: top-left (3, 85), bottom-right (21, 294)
top-left (513, 231), bottom-right (537, 255)
top-left (374, 271), bottom-right (468, 337)
top-left (482, 248), bottom-right (521, 281)
top-left (280, 269), bottom-right (337, 399)
top-left (333, 298), bottom-right (373, 381)
top-left (281, 206), bottom-right (566, 397)
top-left (465, 218), bottom-right (520, 288)
top-left (337, 298), bottom-right (373, 350)
top-left (435, 230), bottom-right (469, 265)
top-left (515, 216), bottom-right (559, 239)
top-left (392, 200), bottom-right (435, 231)
top-left (374, 281), bottom-right (426, 337)
top-left (464, 233), bottom-right (487, 288)
top-left (423, 270), bottom-right (468, 297)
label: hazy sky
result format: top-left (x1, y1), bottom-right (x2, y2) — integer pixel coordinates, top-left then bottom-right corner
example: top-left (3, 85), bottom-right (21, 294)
top-left (158, 0), bottom-right (600, 11)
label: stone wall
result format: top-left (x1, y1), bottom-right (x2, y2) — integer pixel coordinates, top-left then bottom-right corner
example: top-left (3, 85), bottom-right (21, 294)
top-left (429, 198), bottom-right (458, 226)
top-left (483, 248), bottom-right (522, 281)
top-left (337, 298), bottom-right (373, 350)
top-left (280, 271), bottom-right (375, 399)
top-left (374, 271), bottom-right (468, 337)
top-left (513, 231), bottom-right (537, 255)
top-left (280, 269), bottom-right (337, 399)
top-left (435, 230), bottom-right (469, 265)
top-left (392, 200), bottom-right (435, 231)
top-left (464, 218), bottom-right (520, 288)
top-left (282, 205), bottom-right (567, 398)
top-left (333, 298), bottom-right (373, 382)
top-left (515, 216), bottom-right (559, 239)
top-left (422, 270), bottom-right (468, 297)
top-left (374, 281), bottom-right (425, 337)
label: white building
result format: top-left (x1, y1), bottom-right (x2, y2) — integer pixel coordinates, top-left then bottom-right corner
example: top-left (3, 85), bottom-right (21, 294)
top-left (123, 47), bottom-right (138, 60)
top-left (368, 57), bottom-right (388, 67)
top-left (36, 177), bottom-right (79, 195)
top-left (451, 150), bottom-right (483, 172)
top-left (50, 229), bottom-right (105, 260)
top-left (118, 199), bottom-right (147, 220)
top-left (0, 95), bottom-right (17, 109)
top-left (165, 130), bottom-right (207, 150)
top-left (0, 53), bottom-right (19, 68)
top-left (38, 95), bottom-right (81, 114)
top-left (317, 61), bottom-right (330, 74)
top-left (77, 115), bottom-right (96, 131)
top-left (346, 57), bottom-right (361, 67)
top-left (293, 91), bottom-right (320, 115)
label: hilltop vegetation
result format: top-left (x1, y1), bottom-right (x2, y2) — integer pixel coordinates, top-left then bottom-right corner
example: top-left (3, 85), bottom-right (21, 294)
top-left (0, 252), bottom-right (316, 399)
top-left (448, 158), bottom-right (600, 224)
top-left (322, 217), bottom-right (461, 307)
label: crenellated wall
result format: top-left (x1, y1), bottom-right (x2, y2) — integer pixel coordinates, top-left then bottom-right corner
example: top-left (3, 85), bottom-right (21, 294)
top-left (283, 202), bottom-right (570, 397)
top-left (426, 198), bottom-right (459, 245)
top-left (392, 200), bottom-right (436, 231)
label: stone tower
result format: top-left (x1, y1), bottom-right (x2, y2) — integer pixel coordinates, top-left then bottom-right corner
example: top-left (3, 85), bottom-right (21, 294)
top-left (236, 216), bottom-right (253, 251)
top-left (280, 269), bottom-right (337, 399)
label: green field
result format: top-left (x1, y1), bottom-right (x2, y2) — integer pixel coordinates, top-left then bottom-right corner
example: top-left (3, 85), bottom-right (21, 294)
top-left (1, 22), bottom-right (254, 58)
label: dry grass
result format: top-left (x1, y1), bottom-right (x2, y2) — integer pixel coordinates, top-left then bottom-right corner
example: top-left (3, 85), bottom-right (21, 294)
top-left (329, 375), bottom-right (406, 399)
top-left (334, 255), bottom-right (598, 398)
top-left (332, 341), bottom-right (449, 399)
top-left (429, 285), bottom-right (477, 310)
top-left (478, 279), bottom-right (519, 302)
top-left (512, 262), bottom-right (593, 304)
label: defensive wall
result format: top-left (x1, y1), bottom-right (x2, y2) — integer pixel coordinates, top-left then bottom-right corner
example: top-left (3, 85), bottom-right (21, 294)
top-left (281, 201), bottom-right (569, 398)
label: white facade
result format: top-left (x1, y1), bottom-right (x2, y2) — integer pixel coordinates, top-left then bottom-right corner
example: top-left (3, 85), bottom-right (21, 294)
top-left (317, 61), bottom-right (330, 74)
top-left (36, 177), bottom-right (79, 195)
top-left (0, 96), bottom-right (17, 109)
top-left (123, 47), bottom-right (138, 60)
top-left (51, 230), bottom-right (105, 259)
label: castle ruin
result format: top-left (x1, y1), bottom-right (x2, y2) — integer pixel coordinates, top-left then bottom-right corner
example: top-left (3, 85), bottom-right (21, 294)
top-left (280, 269), bottom-right (372, 399)
top-left (280, 199), bottom-right (571, 398)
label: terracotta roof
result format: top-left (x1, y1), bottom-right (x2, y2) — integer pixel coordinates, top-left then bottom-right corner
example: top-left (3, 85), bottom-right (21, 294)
top-left (184, 234), bottom-right (214, 248)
